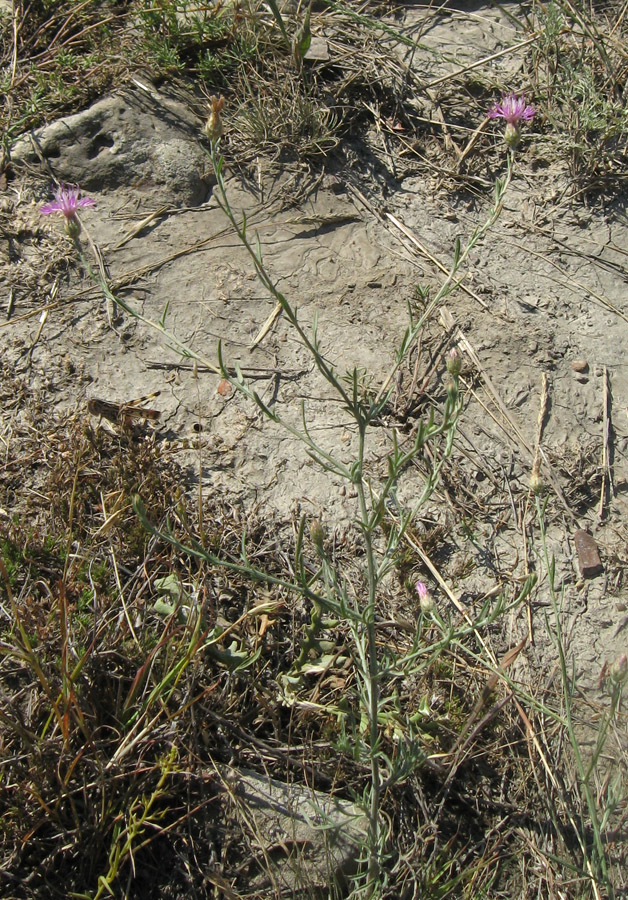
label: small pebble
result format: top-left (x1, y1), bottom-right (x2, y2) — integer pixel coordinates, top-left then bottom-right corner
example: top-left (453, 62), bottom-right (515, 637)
top-left (571, 359), bottom-right (589, 373)
top-left (574, 529), bottom-right (603, 578)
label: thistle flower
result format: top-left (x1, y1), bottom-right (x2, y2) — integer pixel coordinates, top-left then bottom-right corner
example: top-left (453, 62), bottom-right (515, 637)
top-left (488, 92), bottom-right (536, 148)
top-left (204, 95), bottom-right (225, 143)
top-left (40, 183), bottom-right (95, 237)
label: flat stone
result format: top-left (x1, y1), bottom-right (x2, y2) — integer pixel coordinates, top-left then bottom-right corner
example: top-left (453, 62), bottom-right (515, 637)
top-left (305, 35), bottom-right (330, 61)
top-left (573, 529), bottom-right (603, 578)
top-left (226, 768), bottom-right (367, 895)
top-left (11, 84), bottom-right (209, 206)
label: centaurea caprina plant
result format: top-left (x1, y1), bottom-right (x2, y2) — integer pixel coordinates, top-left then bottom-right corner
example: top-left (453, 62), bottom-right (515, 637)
top-left (35, 95), bottom-right (533, 899)
top-left (488, 92), bottom-right (536, 149)
top-left (40, 183), bottom-right (96, 238)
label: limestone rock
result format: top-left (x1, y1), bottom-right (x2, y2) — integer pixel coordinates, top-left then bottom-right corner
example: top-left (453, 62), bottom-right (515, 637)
top-left (11, 83), bottom-right (209, 206)
top-left (226, 768), bottom-right (367, 896)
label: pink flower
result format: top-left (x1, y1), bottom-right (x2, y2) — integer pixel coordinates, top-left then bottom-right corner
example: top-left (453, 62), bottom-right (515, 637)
top-left (488, 93), bottom-right (536, 125)
top-left (488, 93), bottom-right (535, 149)
top-left (41, 184), bottom-right (95, 235)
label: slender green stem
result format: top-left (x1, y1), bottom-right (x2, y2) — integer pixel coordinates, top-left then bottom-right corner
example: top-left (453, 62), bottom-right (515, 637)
top-left (353, 421), bottom-right (383, 892)
top-left (209, 143), bottom-right (357, 414)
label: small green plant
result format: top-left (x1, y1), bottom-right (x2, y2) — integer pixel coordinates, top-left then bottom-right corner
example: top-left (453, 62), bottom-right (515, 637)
top-left (38, 93), bottom-right (539, 897)
top-left (529, 0), bottom-right (628, 188)
top-left (0, 536), bottom-right (23, 590)
top-left (70, 747), bottom-right (180, 900)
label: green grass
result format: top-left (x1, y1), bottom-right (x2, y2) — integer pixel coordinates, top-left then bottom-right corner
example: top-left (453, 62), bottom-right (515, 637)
top-left (528, 0), bottom-right (628, 190)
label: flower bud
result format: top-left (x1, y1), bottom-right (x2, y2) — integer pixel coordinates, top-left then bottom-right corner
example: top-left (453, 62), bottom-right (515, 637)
top-left (446, 347), bottom-right (462, 377)
top-left (445, 376), bottom-right (458, 403)
top-left (609, 653), bottom-right (628, 685)
top-left (310, 518), bottom-right (325, 553)
top-left (416, 580), bottom-right (434, 613)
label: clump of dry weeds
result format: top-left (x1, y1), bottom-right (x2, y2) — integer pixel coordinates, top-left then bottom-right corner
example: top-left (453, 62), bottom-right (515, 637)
top-left (0, 364), bottom-right (576, 899)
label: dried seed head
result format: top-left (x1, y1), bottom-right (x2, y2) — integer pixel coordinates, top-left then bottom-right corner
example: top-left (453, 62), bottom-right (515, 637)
top-left (204, 95), bottom-right (225, 143)
top-left (529, 460), bottom-right (544, 495)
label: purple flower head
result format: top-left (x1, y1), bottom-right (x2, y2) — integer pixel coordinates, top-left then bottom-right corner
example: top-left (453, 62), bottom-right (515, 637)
top-left (488, 93), bottom-right (536, 126)
top-left (41, 184), bottom-right (96, 220)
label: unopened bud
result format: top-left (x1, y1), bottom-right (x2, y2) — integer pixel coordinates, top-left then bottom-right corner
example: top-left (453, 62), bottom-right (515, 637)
top-left (310, 518), bottom-right (325, 553)
top-left (609, 653), bottom-right (628, 685)
top-left (445, 376), bottom-right (458, 402)
top-left (446, 347), bottom-right (462, 377)
top-left (416, 580), bottom-right (434, 613)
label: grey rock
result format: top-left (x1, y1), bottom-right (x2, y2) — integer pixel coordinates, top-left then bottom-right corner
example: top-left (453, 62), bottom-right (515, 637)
top-left (226, 769), bottom-right (367, 897)
top-left (12, 83), bottom-right (209, 206)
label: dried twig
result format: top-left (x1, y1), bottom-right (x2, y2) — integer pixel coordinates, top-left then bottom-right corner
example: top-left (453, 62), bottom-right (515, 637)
top-left (113, 205), bottom-right (172, 250)
top-left (424, 35), bottom-right (539, 88)
top-left (599, 365), bottom-right (614, 520)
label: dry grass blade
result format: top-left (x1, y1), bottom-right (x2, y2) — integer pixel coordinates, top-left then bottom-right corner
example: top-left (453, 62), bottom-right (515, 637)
top-left (456, 328), bottom-right (577, 520)
top-left (598, 365), bottom-right (613, 520)
top-left (384, 212), bottom-right (490, 311)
